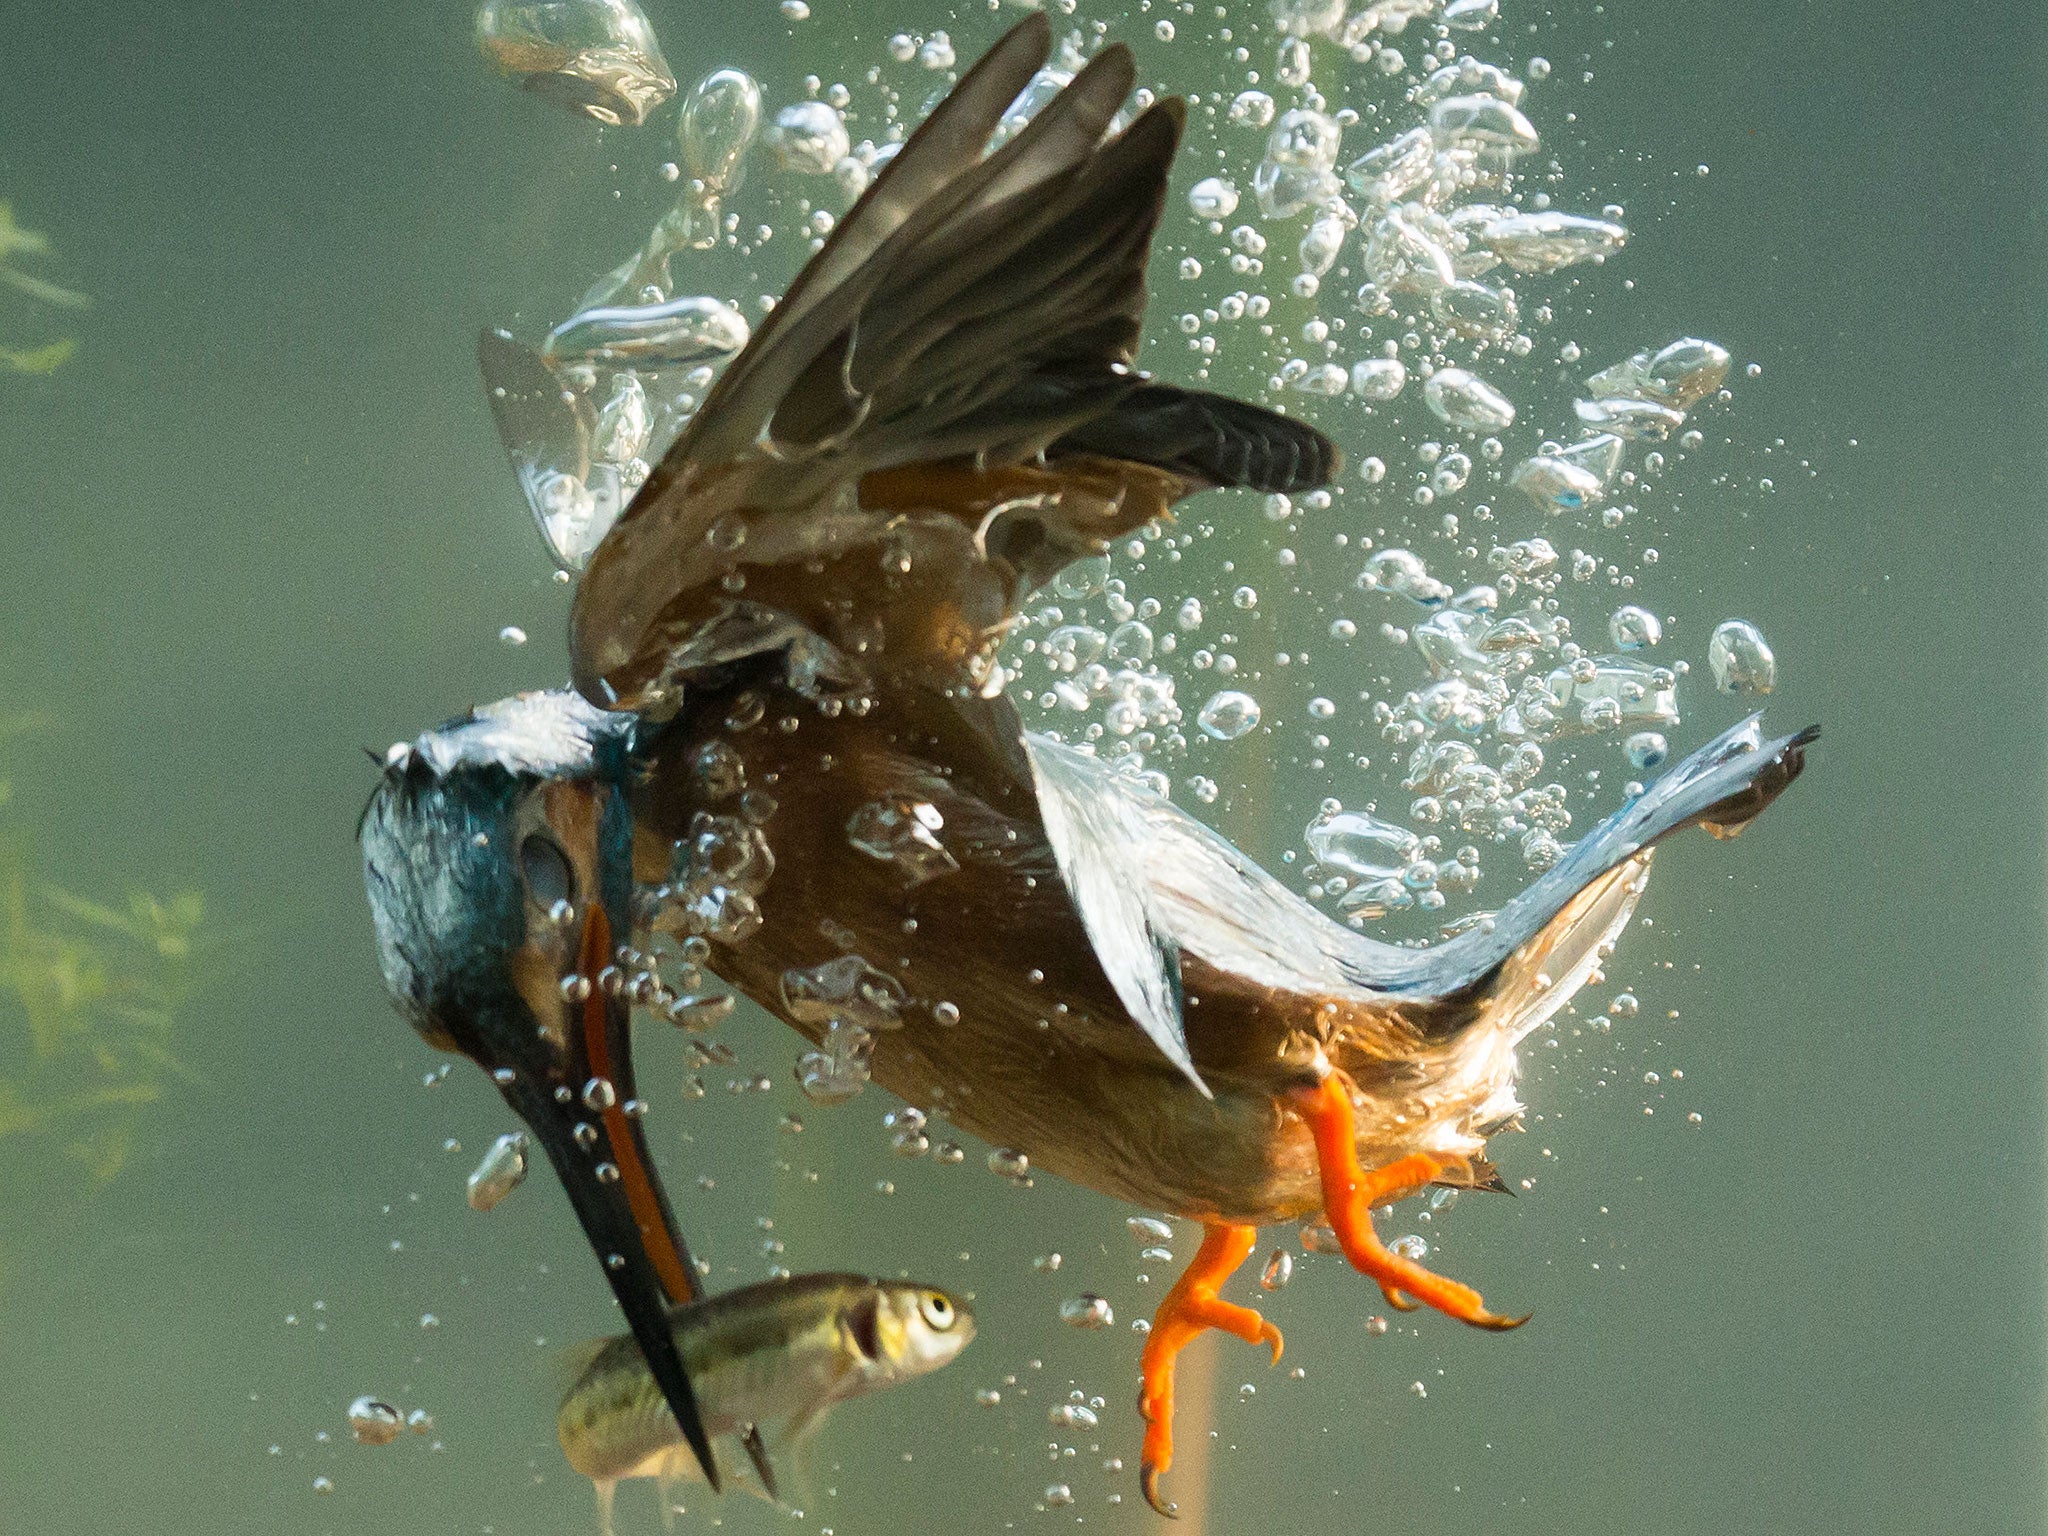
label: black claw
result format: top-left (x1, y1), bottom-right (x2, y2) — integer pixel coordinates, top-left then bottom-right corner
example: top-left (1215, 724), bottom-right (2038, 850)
top-left (1474, 1310), bottom-right (1533, 1332)
top-left (1139, 1464), bottom-right (1178, 1519)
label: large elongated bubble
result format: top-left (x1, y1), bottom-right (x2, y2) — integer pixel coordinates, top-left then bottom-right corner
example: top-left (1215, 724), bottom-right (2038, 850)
top-left (474, 0), bottom-right (675, 126)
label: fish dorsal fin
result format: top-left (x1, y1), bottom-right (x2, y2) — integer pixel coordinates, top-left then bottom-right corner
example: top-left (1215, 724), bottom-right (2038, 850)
top-left (1024, 732), bottom-right (1206, 1096)
top-left (546, 1335), bottom-right (615, 1399)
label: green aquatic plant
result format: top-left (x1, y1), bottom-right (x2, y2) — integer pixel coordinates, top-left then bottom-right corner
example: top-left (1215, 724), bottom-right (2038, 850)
top-left (0, 200), bottom-right (88, 375)
top-left (0, 710), bottom-right (205, 1192)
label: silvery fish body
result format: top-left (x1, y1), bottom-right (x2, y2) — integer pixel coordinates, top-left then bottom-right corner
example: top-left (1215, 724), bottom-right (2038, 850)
top-left (558, 1274), bottom-right (972, 1528)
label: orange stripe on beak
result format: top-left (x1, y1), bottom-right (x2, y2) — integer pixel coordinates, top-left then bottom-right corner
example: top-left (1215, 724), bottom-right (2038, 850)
top-left (579, 906), bottom-right (700, 1306)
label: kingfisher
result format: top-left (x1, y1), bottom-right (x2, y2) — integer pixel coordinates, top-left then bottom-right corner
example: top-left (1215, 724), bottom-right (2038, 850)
top-left (361, 16), bottom-right (1815, 1513)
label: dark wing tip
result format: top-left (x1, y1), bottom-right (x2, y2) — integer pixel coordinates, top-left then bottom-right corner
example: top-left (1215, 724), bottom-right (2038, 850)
top-left (1132, 95), bottom-right (1189, 162)
top-left (1284, 418), bottom-right (1341, 492)
top-left (1767, 720), bottom-right (1820, 790)
top-left (1110, 95), bottom-right (1187, 165)
top-left (1698, 720), bottom-right (1819, 839)
top-left (1048, 387), bottom-right (1340, 494)
top-left (1765, 721), bottom-right (1820, 785)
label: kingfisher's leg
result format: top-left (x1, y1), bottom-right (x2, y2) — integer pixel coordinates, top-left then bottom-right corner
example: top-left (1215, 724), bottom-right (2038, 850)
top-left (1138, 1222), bottom-right (1283, 1517)
top-left (1289, 1075), bottom-right (1529, 1331)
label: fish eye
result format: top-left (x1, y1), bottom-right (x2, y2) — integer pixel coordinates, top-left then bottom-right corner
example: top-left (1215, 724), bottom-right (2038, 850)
top-left (918, 1292), bottom-right (955, 1331)
top-left (519, 833), bottom-right (575, 909)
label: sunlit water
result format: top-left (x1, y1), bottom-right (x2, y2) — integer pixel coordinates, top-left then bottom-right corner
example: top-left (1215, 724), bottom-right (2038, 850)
top-left (2, 1), bottom-right (2043, 1533)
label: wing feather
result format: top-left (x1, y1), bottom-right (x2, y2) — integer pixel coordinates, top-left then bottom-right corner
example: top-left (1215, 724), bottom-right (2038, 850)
top-left (570, 24), bottom-right (1336, 712)
top-left (674, 14), bottom-right (1056, 469)
top-left (1025, 733), bottom-right (1206, 1096)
top-left (1025, 717), bottom-right (1813, 1074)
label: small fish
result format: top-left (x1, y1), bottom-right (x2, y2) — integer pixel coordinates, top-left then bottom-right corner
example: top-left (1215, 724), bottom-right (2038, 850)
top-left (558, 1273), bottom-right (973, 1532)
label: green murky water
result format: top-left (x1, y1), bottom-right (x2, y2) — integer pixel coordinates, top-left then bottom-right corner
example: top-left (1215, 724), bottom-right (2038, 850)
top-left (2, 1), bottom-right (2043, 1531)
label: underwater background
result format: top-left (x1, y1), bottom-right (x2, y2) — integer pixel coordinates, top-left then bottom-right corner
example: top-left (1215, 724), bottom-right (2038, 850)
top-left (1, 0), bottom-right (2042, 1531)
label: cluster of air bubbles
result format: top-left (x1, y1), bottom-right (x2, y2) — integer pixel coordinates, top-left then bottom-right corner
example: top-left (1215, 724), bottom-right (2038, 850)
top-left (1340, 557), bottom-right (1776, 892)
top-left (1215, 5), bottom-right (1642, 444)
top-left (1338, 549), bottom-right (1701, 892)
top-left (1509, 339), bottom-right (1731, 516)
top-left (1304, 803), bottom-right (1437, 916)
top-left (609, 746), bottom-right (769, 985)
top-left (646, 805), bottom-right (774, 950)
top-left (780, 955), bottom-right (906, 1106)
top-left (960, 4), bottom-right (1779, 937)
top-left (1006, 568), bottom-right (1191, 793)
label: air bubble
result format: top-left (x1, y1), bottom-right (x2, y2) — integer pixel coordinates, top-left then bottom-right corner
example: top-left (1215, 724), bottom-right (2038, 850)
top-left (1197, 690), bottom-right (1261, 741)
top-left (347, 1397), bottom-right (403, 1447)
top-left (1059, 1294), bottom-right (1114, 1330)
top-left (1708, 620), bottom-right (1776, 695)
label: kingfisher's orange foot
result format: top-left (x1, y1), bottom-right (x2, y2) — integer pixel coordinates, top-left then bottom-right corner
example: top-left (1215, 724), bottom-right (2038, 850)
top-left (1137, 1222), bottom-right (1283, 1517)
top-left (1290, 1076), bottom-right (1530, 1332)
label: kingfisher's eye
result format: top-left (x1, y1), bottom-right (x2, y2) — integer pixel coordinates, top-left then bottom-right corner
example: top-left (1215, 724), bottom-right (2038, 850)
top-left (519, 834), bottom-right (575, 909)
top-left (919, 1292), bottom-right (955, 1330)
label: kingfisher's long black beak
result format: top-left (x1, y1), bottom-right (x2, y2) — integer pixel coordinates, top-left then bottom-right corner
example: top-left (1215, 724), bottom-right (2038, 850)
top-left (486, 901), bottom-right (720, 1489)
top-left (360, 699), bottom-right (718, 1486)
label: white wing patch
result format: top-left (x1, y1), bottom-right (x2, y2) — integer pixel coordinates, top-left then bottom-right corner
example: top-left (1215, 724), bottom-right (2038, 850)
top-left (1024, 733), bottom-right (1207, 1097)
top-left (405, 689), bottom-right (619, 780)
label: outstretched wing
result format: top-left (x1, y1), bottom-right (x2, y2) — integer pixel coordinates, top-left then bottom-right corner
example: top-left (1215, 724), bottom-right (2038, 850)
top-left (1028, 717), bottom-right (1816, 1077)
top-left (569, 18), bottom-right (1334, 710)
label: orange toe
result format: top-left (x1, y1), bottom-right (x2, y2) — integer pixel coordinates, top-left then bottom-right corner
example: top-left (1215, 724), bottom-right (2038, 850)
top-left (1137, 1222), bottom-right (1282, 1516)
top-left (1291, 1076), bottom-right (1527, 1331)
